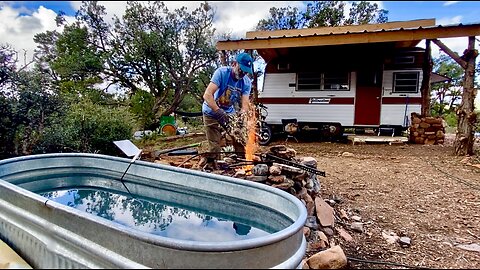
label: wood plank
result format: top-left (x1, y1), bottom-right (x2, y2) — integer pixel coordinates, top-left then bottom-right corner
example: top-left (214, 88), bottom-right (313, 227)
top-left (0, 239), bottom-right (32, 269)
top-left (217, 24), bottom-right (480, 50)
top-left (246, 19), bottom-right (436, 39)
top-left (347, 135), bottom-right (408, 145)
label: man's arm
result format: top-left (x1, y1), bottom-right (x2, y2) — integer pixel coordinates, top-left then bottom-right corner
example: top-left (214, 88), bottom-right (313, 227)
top-left (203, 82), bottom-right (220, 112)
top-left (240, 94), bottom-right (250, 113)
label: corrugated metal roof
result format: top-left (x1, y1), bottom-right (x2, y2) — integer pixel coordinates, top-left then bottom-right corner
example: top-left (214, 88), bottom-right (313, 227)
top-left (222, 22), bottom-right (480, 43)
top-left (216, 20), bottom-right (480, 51)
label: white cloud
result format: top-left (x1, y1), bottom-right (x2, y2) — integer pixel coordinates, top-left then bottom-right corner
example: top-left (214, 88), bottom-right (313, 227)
top-left (437, 15), bottom-right (463, 25)
top-left (0, 4), bottom-right (75, 66)
top-left (443, 1), bottom-right (459, 7)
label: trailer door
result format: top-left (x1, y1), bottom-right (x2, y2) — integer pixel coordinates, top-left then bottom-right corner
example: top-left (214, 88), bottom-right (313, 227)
top-left (354, 70), bottom-right (382, 126)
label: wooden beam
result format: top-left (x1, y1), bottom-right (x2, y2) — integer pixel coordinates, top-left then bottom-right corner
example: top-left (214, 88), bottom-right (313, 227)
top-left (246, 19), bottom-right (436, 39)
top-left (420, 39), bottom-right (432, 116)
top-left (217, 24), bottom-right (480, 51)
top-left (257, 48), bottom-right (278, 62)
top-left (431, 39), bottom-right (467, 69)
top-left (395, 40), bottom-right (422, 48)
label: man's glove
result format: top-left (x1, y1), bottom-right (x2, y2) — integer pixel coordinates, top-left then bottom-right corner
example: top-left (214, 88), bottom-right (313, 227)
top-left (213, 108), bottom-right (229, 130)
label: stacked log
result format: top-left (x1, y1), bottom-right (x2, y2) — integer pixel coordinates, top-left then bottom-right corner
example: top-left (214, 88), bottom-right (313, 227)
top-left (409, 112), bottom-right (446, 145)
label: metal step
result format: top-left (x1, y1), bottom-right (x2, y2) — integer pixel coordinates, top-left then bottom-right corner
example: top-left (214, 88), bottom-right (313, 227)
top-left (378, 127), bottom-right (395, 137)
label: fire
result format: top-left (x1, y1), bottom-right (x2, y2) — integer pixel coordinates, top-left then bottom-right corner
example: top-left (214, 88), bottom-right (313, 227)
top-left (243, 104), bottom-right (258, 173)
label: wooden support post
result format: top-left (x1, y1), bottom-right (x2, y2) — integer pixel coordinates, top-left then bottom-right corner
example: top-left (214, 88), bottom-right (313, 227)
top-left (432, 36), bottom-right (479, 156)
top-left (454, 36), bottom-right (478, 156)
top-left (420, 39), bottom-right (432, 116)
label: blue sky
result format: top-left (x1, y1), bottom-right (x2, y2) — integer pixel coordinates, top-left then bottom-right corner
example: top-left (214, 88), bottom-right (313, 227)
top-left (385, 1), bottom-right (480, 24)
top-left (6, 1), bottom-right (75, 16)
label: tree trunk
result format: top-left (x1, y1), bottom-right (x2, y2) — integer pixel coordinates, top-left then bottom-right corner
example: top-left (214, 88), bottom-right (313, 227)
top-left (454, 36), bottom-right (478, 156)
top-left (420, 39), bottom-right (432, 116)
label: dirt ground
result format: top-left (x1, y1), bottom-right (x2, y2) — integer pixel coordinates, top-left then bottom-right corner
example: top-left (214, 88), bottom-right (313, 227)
top-left (148, 133), bottom-right (480, 269)
top-left (285, 137), bottom-right (480, 269)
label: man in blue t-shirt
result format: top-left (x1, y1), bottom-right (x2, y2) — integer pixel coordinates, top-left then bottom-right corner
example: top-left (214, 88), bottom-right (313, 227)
top-left (200, 52), bottom-right (253, 169)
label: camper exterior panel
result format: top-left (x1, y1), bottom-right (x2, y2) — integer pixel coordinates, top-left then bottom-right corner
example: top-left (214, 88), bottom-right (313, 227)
top-left (260, 73), bottom-right (356, 98)
top-left (380, 104), bottom-right (421, 126)
top-left (263, 104), bottom-right (354, 126)
top-left (261, 73), bottom-right (297, 98)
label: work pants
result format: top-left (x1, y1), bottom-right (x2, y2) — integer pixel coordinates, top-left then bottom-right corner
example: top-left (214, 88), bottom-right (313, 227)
top-left (203, 114), bottom-right (244, 161)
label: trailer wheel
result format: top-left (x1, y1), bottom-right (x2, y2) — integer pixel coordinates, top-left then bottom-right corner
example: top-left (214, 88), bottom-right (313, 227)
top-left (329, 124), bottom-right (343, 137)
top-left (258, 123), bottom-right (272, 145)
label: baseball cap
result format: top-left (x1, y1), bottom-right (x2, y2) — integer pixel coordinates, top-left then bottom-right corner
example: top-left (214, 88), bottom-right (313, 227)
top-left (236, 52), bottom-right (254, 75)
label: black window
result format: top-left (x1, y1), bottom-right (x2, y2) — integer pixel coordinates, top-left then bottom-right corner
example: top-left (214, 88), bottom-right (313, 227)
top-left (323, 72), bottom-right (349, 90)
top-left (393, 72), bottom-right (419, 93)
top-left (297, 72), bottom-right (321, 91)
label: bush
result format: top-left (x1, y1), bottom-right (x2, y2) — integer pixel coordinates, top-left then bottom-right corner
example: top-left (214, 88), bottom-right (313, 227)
top-left (36, 101), bottom-right (135, 155)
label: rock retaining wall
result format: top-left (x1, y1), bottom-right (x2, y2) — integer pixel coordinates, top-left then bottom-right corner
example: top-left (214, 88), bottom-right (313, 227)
top-left (409, 112), bottom-right (446, 145)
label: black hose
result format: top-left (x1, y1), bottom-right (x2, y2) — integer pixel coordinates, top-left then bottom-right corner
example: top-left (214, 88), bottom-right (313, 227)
top-left (347, 256), bottom-right (434, 269)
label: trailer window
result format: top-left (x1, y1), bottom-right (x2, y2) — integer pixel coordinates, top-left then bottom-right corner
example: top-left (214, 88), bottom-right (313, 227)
top-left (297, 72), bottom-right (349, 91)
top-left (393, 72), bottom-right (419, 93)
top-left (323, 72), bottom-right (349, 90)
top-left (297, 72), bottom-right (322, 90)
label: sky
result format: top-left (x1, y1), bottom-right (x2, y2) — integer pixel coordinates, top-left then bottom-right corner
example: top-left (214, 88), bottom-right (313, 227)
top-left (0, 1), bottom-right (479, 105)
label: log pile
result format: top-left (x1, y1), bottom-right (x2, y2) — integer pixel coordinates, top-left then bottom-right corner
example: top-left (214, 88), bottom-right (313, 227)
top-left (226, 145), bottom-right (321, 197)
top-left (409, 112), bottom-right (446, 145)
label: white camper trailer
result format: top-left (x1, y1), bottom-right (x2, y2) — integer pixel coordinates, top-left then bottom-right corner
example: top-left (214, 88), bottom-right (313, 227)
top-left (257, 48), bottom-right (424, 139)
top-left (216, 18), bottom-right (480, 144)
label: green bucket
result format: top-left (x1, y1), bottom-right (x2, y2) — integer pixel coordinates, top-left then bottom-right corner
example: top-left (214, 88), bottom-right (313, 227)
top-left (160, 115), bottom-right (176, 127)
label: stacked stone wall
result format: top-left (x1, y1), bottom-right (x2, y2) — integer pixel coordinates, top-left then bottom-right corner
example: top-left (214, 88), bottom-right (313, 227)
top-left (409, 112), bottom-right (446, 145)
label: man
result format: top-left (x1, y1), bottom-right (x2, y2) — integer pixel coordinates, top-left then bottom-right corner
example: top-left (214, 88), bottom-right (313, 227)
top-left (200, 52), bottom-right (254, 169)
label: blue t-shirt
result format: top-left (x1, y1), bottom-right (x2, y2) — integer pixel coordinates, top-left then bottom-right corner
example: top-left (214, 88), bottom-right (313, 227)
top-left (202, 66), bottom-right (252, 117)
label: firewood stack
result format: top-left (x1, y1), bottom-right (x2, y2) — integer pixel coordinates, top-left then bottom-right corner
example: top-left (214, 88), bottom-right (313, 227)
top-left (227, 145), bottom-right (322, 198)
top-left (409, 112), bottom-right (446, 145)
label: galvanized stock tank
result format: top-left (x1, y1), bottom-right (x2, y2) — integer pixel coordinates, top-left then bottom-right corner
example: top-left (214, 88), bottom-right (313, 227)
top-left (0, 153), bottom-right (307, 269)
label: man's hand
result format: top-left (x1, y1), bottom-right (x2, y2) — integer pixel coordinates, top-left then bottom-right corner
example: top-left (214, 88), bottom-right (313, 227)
top-left (214, 108), bottom-right (229, 130)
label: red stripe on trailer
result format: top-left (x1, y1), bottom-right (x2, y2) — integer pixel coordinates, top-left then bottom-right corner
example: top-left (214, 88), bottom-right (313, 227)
top-left (257, 97), bottom-right (355, 104)
top-left (382, 97), bottom-right (422, 104)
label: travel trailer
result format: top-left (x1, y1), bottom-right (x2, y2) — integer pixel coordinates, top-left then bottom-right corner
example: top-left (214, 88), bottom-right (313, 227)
top-left (216, 19), bottom-right (480, 143)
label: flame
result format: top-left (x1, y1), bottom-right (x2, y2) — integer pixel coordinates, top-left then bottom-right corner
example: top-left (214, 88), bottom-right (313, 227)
top-left (243, 104), bottom-right (258, 173)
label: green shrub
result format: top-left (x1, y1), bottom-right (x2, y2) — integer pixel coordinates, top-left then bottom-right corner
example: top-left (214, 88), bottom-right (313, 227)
top-left (36, 101), bottom-right (135, 155)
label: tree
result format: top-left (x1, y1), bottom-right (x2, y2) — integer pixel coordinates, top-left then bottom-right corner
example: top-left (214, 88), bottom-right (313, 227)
top-left (257, 1), bottom-right (389, 30)
top-left (304, 1), bottom-right (346, 27)
top-left (257, 6), bottom-right (305, 30)
top-left (0, 44), bottom-right (17, 88)
top-left (76, 1), bottom-right (218, 129)
top-left (431, 54), bottom-right (464, 116)
top-left (344, 1), bottom-right (388, 25)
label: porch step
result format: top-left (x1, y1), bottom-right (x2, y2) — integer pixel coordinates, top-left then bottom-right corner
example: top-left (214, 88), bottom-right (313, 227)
top-left (347, 135), bottom-right (408, 145)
